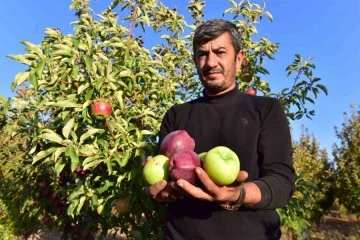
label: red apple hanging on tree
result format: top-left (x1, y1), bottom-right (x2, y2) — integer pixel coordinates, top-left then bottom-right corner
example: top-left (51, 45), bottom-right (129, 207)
top-left (245, 87), bottom-right (257, 96)
top-left (91, 101), bottom-right (112, 119)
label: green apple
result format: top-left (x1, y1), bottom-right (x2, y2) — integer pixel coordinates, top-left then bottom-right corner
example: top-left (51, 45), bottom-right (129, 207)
top-left (198, 152), bottom-right (207, 161)
top-left (142, 154), bottom-right (170, 185)
top-left (203, 146), bottom-right (240, 186)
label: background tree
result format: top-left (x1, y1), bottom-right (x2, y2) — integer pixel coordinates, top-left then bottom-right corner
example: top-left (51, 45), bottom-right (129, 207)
top-left (332, 105), bottom-right (360, 214)
top-left (0, 0), bottom-right (327, 239)
top-left (278, 127), bottom-right (334, 239)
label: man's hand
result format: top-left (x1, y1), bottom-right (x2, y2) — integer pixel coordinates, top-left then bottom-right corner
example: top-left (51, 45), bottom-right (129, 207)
top-left (173, 167), bottom-right (248, 204)
top-left (146, 180), bottom-right (183, 202)
top-left (143, 156), bottom-right (183, 202)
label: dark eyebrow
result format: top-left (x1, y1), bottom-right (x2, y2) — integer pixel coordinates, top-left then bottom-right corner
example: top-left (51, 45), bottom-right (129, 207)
top-left (197, 46), bottom-right (227, 54)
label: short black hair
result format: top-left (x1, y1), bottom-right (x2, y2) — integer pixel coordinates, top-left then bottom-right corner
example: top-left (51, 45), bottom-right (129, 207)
top-left (193, 19), bottom-right (242, 54)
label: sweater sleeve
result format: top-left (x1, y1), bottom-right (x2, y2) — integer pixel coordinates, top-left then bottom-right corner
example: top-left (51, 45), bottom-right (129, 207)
top-left (251, 98), bottom-right (295, 209)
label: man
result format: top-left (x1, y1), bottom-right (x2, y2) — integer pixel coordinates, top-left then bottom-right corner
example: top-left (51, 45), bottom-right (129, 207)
top-left (146, 19), bottom-right (295, 240)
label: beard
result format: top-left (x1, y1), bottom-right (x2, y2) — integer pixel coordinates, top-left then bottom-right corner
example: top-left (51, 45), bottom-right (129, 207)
top-left (198, 67), bottom-right (227, 95)
top-left (201, 79), bottom-right (226, 95)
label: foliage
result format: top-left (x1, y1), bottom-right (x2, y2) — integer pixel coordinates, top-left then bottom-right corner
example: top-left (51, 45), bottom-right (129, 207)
top-left (292, 128), bottom-right (334, 220)
top-left (278, 128), bottom-right (334, 239)
top-left (0, 0), bottom-right (328, 239)
top-left (332, 105), bottom-right (360, 214)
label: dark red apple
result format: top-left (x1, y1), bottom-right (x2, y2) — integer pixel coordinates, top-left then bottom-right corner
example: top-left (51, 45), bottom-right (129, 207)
top-left (39, 181), bottom-right (49, 190)
top-left (160, 130), bottom-right (195, 158)
top-left (169, 150), bottom-right (201, 184)
top-left (41, 216), bottom-right (51, 225)
top-left (91, 101), bottom-right (112, 119)
top-left (245, 87), bottom-right (257, 96)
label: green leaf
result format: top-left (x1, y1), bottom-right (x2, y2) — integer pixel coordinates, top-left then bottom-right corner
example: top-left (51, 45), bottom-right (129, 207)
top-left (79, 128), bottom-right (104, 144)
top-left (52, 49), bottom-right (73, 57)
top-left (62, 118), bottom-right (75, 139)
top-left (265, 11), bottom-right (273, 22)
top-left (7, 54), bottom-right (32, 65)
top-left (32, 147), bottom-right (57, 164)
top-left (65, 146), bottom-right (79, 172)
top-left (45, 100), bottom-right (82, 108)
top-left (39, 129), bottom-right (64, 145)
top-left (96, 180), bottom-right (114, 194)
top-left (78, 82), bottom-right (90, 94)
top-left (12, 71), bottom-right (29, 90)
top-left (80, 144), bottom-right (98, 156)
top-left (35, 59), bottom-right (45, 77)
top-left (29, 69), bottom-right (38, 90)
top-left (77, 196), bottom-right (87, 214)
top-left (67, 201), bottom-right (77, 217)
top-left (54, 159), bottom-right (66, 175)
top-left (316, 84), bottom-right (328, 95)
top-left (117, 150), bottom-right (131, 167)
top-left (54, 147), bottom-right (66, 162)
top-left (69, 186), bottom-right (85, 201)
top-left (21, 40), bottom-right (44, 58)
top-left (141, 130), bottom-right (153, 135)
top-left (83, 159), bottom-right (102, 171)
top-left (106, 159), bottom-right (113, 175)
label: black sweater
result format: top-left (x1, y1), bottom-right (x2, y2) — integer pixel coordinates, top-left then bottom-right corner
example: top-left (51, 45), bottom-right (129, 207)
top-left (159, 85), bottom-right (295, 240)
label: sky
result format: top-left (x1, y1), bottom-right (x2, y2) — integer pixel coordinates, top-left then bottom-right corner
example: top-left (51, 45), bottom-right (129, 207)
top-left (1, 0), bottom-right (359, 159)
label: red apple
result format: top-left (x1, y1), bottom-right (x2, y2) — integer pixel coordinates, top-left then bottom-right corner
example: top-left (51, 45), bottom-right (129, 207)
top-left (115, 198), bottom-right (131, 213)
top-left (41, 216), bottom-right (51, 225)
top-left (160, 130), bottom-right (195, 158)
top-left (91, 101), bottom-right (112, 119)
top-left (245, 87), bottom-right (257, 96)
top-left (169, 150), bottom-right (201, 184)
top-left (39, 181), bottom-right (49, 190)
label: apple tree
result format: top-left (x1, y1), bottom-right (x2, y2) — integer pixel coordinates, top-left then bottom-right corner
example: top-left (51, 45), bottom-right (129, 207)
top-left (332, 105), bottom-right (360, 214)
top-left (1, 0), bottom-right (328, 239)
top-left (278, 127), bottom-right (333, 239)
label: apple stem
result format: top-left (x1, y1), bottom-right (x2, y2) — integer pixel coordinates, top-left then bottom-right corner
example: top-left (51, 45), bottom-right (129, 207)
top-left (105, 119), bottom-right (115, 139)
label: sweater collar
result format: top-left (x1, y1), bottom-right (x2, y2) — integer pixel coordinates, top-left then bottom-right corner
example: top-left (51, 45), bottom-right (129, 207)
top-left (202, 84), bottom-right (241, 104)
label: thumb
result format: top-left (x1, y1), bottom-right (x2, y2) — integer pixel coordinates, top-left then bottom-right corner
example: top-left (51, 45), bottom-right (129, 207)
top-left (142, 156), bottom-right (153, 167)
top-left (234, 170), bottom-right (248, 184)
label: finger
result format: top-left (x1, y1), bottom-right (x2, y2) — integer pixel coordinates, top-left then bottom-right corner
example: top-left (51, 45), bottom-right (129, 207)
top-left (195, 167), bottom-right (221, 194)
top-left (176, 179), bottom-right (213, 201)
top-left (235, 170), bottom-right (248, 183)
top-left (142, 156), bottom-right (153, 167)
top-left (146, 180), bottom-right (167, 197)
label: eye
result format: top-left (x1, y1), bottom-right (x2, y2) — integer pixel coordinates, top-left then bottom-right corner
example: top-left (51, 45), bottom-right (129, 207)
top-left (197, 51), bottom-right (207, 59)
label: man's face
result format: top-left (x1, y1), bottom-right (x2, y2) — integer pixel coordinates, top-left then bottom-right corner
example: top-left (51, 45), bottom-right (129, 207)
top-left (194, 32), bottom-right (243, 95)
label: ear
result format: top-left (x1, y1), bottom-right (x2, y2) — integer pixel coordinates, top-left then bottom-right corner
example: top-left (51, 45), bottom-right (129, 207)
top-left (235, 50), bottom-right (244, 71)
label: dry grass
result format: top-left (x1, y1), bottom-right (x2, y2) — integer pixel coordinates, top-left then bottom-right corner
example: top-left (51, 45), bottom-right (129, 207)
top-left (281, 211), bottom-right (360, 240)
top-left (310, 211), bottom-right (360, 240)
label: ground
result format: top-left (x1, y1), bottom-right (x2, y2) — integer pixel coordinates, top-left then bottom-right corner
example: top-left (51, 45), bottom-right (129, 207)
top-left (310, 211), bottom-right (360, 240)
top-left (27, 212), bottom-right (360, 240)
top-left (281, 211), bottom-right (360, 240)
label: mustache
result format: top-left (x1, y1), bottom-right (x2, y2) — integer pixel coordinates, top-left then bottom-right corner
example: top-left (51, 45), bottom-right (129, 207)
top-left (203, 67), bottom-right (223, 75)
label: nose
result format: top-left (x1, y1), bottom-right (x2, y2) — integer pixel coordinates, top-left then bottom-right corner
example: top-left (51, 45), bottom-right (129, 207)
top-left (205, 52), bottom-right (218, 68)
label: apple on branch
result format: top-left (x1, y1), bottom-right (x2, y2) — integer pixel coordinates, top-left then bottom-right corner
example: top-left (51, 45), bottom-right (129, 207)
top-left (203, 146), bottom-right (240, 186)
top-left (91, 101), bottom-right (112, 119)
top-left (245, 87), bottom-right (257, 96)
